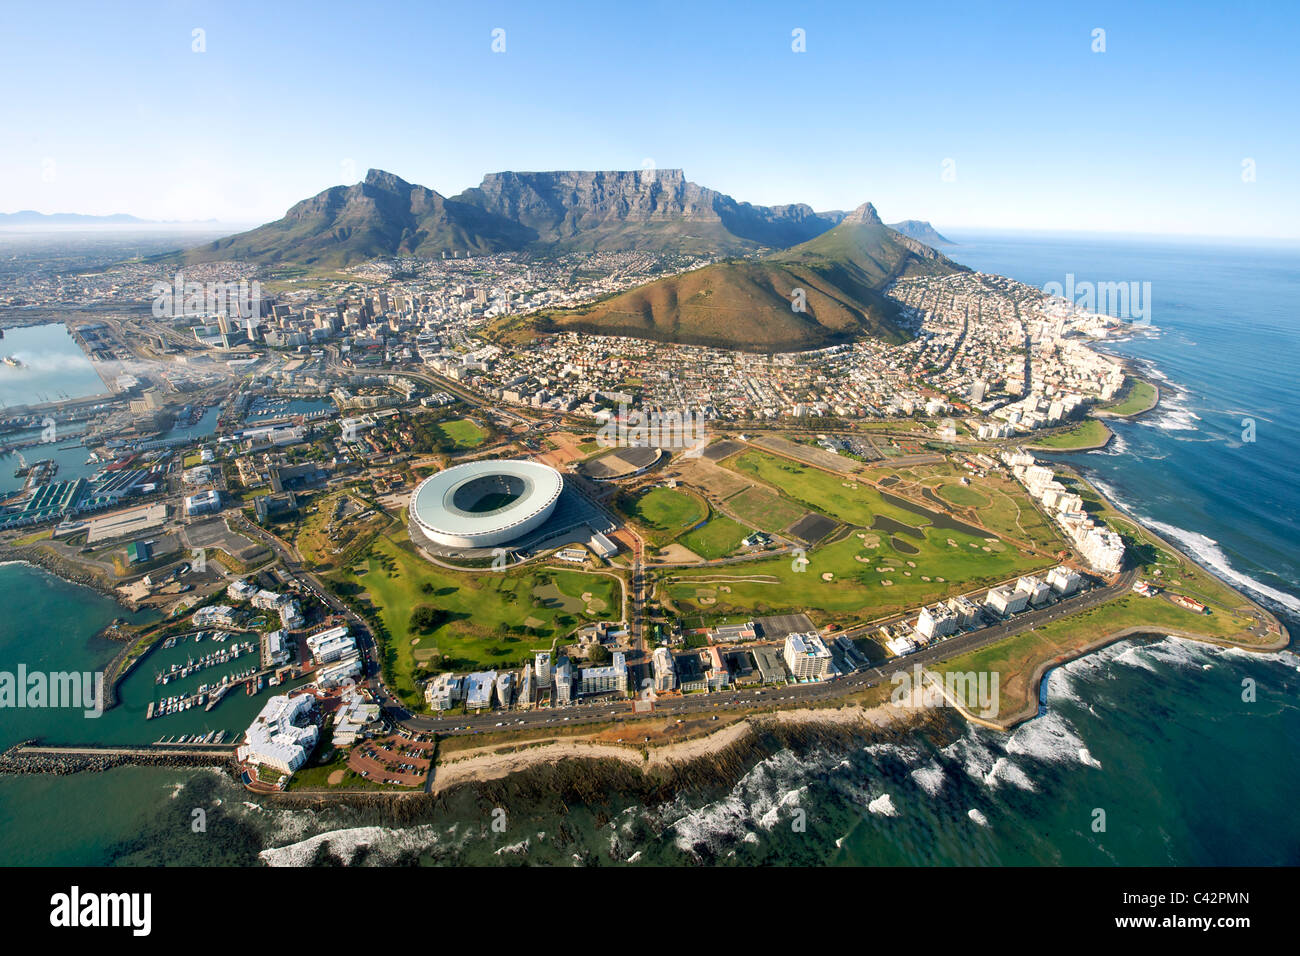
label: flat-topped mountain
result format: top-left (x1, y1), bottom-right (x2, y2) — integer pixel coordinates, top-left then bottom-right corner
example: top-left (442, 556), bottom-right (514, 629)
top-left (175, 168), bottom-right (853, 267)
top-left (521, 202), bottom-right (967, 353)
top-left (456, 169), bottom-right (842, 254)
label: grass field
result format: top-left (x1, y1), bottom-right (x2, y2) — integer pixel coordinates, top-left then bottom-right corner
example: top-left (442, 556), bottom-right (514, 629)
top-left (435, 418), bottom-right (488, 449)
top-left (935, 482), bottom-right (991, 508)
top-left (1103, 380), bottom-right (1158, 417)
top-left (731, 450), bottom-right (911, 528)
top-left (662, 449), bottom-right (1051, 623)
top-left (626, 486), bottom-right (709, 547)
top-left (885, 461), bottom-right (1066, 553)
top-left (679, 516), bottom-right (750, 560)
top-left (725, 485), bottom-right (806, 533)
top-left (666, 523), bottom-right (1044, 623)
top-left (1030, 418), bottom-right (1112, 450)
top-left (345, 532), bottom-right (619, 708)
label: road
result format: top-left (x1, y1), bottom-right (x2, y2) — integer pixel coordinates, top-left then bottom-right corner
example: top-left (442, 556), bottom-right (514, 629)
top-left (386, 568), bottom-right (1136, 736)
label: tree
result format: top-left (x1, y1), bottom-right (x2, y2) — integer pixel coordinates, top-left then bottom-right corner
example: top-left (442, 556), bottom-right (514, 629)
top-left (409, 604), bottom-right (447, 633)
top-left (587, 643), bottom-right (610, 665)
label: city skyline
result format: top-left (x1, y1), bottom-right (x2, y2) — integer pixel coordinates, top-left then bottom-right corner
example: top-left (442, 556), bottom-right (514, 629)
top-left (3, 0), bottom-right (1298, 238)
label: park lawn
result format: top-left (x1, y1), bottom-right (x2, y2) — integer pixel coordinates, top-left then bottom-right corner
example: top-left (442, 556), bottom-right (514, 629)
top-left (436, 418), bottom-right (488, 449)
top-left (679, 516), bottom-right (750, 560)
top-left (725, 485), bottom-right (806, 533)
top-left (626, 486), bottom-right (708, 546)
top-left (349, 533), bottom-right (618, 707)
top-left (730, 450), bottom-right (923, 527)
top-left (666, 521), bottom-right (1046, 625)
top-left (936, 482), bottom-right (991, 508)
top-left (1103, 380), bottom-right (1158, 416)
top-left (1030, 418), bottom-right (1112, 450)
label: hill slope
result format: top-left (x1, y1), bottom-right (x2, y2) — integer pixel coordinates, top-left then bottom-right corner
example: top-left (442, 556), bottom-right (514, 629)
top-left (177, 170), bottom-right (532, 268)
top-left (524, 203), bottom-right (966, 353)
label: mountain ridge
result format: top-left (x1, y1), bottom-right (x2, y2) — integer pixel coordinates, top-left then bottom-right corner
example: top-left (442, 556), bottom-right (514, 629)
top-left (173, 168), bottom-right (865, 267)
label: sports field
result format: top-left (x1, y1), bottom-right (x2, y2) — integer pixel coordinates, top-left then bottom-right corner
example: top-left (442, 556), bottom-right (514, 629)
top-left (625, 486), bottom-right (709, 547)
top-left (679, 516), bottom-right (750, 560)
top-left (435, 417), bottom-right (488, 449)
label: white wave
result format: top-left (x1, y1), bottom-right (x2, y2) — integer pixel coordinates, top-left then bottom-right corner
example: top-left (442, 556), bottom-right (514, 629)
top-left (1137, 635), bottom-right (1216, 669)
top-left (666, 748), bottom-right (815, 857)
top-left (1088, 429), bottom-right (1129, 456)
top-left (867, 793), bottom-right (898, 816)
top-left (1219, 646), bottom-right (1300, 668)
top-left (259, 824), bottom-right (443, 866)
top-left (967, 808), bottom-right (989, 827)
top-left (495, 837), bottom-right (530, 857)
top-left (863, 741), bottom-right (925, 764)
top-left (627, 850), bottom-right (642, 863)
top-left (984, 757), bottom-right (1037, 791)
top-left (1144, 519), bottom-right (1300, 614)
top-left (942, 729), bottom-right (1036, 792)
top-left (909, 762), bottom-right (947, 797)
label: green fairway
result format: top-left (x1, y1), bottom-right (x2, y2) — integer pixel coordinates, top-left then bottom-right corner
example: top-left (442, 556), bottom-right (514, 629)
top-left (732, 449), bottom-right (967, 530)
top-left (345, 533), bottom-right (619, 708)
top-left (679, 516), bottom-right (750, 560)
top-left (666, 521), bottom-right (1045, 623)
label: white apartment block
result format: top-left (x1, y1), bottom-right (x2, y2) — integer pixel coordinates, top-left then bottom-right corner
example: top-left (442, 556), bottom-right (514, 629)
top-left (985, 585), bottom-right (1029, 616)
top-left (425, 672), bottom-right (464, 711)
top-left (652, 645), bottom-right (677, 692)
top-left (1016, 575), bottom-right (1051, 605)
top-left (1047, 565), bottom-right (1082, 595)
top-left (783, 632), bottom-right (833, 681)
top-left (305, 625), bottom-right (355, 664)
top-left (316, 654), bottom-right (362, 688)
top-left (553, 657), bottom-right (573, 705)
top-left (578, 651), bottom-right (627, 696)
top-left (916, 603), bottom-right (957, 640)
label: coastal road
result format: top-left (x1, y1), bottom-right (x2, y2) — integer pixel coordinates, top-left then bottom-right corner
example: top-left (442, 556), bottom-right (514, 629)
top-left (386, 568), bottom-right (1136, 736)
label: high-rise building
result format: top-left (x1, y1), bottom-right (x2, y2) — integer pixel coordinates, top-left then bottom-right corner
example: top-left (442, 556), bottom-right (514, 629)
top-left (783, 632), bottom-right (832, 681)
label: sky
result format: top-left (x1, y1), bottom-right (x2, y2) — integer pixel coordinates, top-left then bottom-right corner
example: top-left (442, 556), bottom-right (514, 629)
top-left (2, 0), bottom-right (1298, 238)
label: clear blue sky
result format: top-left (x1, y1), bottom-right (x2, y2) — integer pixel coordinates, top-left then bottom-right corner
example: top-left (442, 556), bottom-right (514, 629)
top-left (3, 0), bottom-right (1297, 237)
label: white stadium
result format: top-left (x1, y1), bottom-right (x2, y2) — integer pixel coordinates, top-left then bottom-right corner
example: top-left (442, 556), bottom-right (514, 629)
top-left (409, 460), bottom-right (565, 548)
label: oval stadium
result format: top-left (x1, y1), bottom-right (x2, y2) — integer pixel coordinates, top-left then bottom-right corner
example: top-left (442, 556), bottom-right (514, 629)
top-left (409, 460), bottom-right (565, 548)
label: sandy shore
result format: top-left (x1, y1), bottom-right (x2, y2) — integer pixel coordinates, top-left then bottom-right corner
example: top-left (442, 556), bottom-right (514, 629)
top-left (430, 700), bottom-right (907, 794)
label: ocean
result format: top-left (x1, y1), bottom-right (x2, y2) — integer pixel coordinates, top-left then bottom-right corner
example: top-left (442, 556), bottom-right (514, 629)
top-left (1, 232), bottom-right (1297, 866)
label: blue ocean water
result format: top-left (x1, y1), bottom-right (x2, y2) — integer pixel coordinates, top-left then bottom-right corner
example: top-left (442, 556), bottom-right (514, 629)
top-left (944, 231), bottom-right (1300, 625)
top-left (0, 233), bottom-right (1296, 866)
